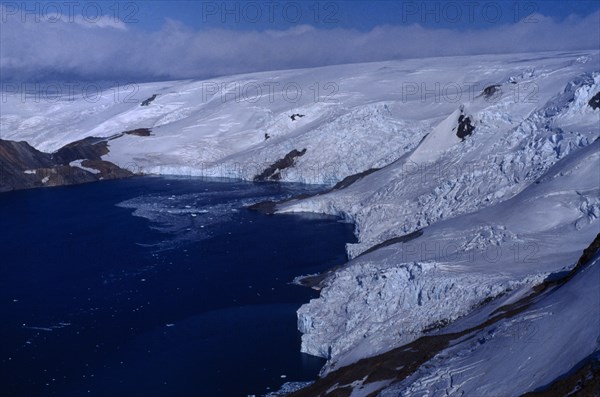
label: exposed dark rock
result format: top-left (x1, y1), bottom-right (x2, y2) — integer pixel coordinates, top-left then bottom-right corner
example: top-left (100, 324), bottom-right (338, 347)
top-left (357, 229), bottom-right (424, 258)
top-left (247, 193), bottom-right (318, 216)
top-left (0, 140), bottom-right (55, 191)
top-left (588, 92), bottom-right (600, 110)
top-left (456, 114), bottom-right (475, 140)
top-left (253, 148), bottom-right (307, 182)
top-left (141, 94), bottom-right (158, 106)
top-left (51, 128), bottom-right (151, 165)
top-left (264, 133), bottom-right (271, 141)
top-left (249, 167), bottom-right (382, 214)
top-left (294, 264), bottom-right (345, 290)
top-left (0, 140), bottom-right (100, 191)
top-left (80, 160), bottom-right (133, 180)
top-left (34, 166), bottom-right (99, 188)
top-left (290, 113), bottom-right (305, 121)
top-left (0, 134), bottom-right (136, 192)
top-left (557, 232), bottom-right (600, 285)
top-left (0, 139), bottom-right (54, 169)
top-left (482, 84), bottom-right (501, 99)
top-left (52, 137), bottom-right (110, 164)
top-left (123, 128), bottom-right (152, 137)
top-left (0, 126), bottom-right (156, 192)
top-left (332, 167), bottom-right (381, 191)
top-left (247, 200), bottom-right (278, 214)
top-left (247, 151), bottom-right (411, 215)
top-left (247, 153), bottom-right (413, 216)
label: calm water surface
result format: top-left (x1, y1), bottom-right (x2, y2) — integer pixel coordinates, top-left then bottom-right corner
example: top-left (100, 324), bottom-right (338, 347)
top-left (0, 177), bottom-right (355, 397)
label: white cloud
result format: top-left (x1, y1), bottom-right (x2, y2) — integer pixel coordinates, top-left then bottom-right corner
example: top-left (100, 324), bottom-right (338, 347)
top-left (73, 15), bottom-right (128, 30)
top-left (0, 7), bottom-right (598, 82)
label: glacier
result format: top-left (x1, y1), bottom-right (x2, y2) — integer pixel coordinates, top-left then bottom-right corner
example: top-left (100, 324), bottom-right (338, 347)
top-left (2, 49), bottom-right (599, 396)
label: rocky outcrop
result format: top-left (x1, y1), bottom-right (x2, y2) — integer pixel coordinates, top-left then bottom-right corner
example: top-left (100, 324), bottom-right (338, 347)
top-left (482, 84), bottom-right (501, 99)
top-left (141, 94), bottom-right (158, 106)
top-left (0, 140), bottom-right (55, 191)
top-left (123, 128), bottom-right (152, 137)
top-left (247, 200), bottom-right (278, 214)
top-left (357, 229), bottom-right (423, 258)
top-left (51, 136), bottom-right (110, 164)
top-left (0, 134), bottom-right (137, 192)
top-left (331, 167), bottom-right (381, 191)
top-left (249, 166), bottom-right (382, 214)
top-left (589, 92), bottom-right (600, 109)
top-left (456, 114), bottom-right (475, 139)
top-left (254, 148), bottom-right (307, 181)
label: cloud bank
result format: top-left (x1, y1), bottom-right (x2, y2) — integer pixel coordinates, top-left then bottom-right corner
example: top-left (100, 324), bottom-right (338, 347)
top-left (1, 8), bottom-right (599, 82)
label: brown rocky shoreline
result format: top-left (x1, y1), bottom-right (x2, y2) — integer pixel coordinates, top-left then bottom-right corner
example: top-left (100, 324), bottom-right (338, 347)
top-left (0, 129), bottom-right (152, 192)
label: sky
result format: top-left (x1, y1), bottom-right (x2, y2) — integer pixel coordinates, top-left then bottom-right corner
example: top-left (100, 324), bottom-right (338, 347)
top-left (0, 0), bottom-right (599, 82)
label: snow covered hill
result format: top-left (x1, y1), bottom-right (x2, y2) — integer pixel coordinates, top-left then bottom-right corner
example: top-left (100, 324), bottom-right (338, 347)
top-left (295, 139), bottom-right (599, 371)
top-left (2, 51), bottom-right (596, 186)
top-left (2, 50), bottom-right (599, 396)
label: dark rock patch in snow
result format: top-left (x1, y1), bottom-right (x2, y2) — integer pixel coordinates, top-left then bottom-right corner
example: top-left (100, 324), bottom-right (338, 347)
top-left (294, 264), bottom-right (346, 290)
top-left (588, 92), bottom-right (600, 110)
top-left (561, 232), bottom-right (600, 282)
top-left (332, 167), bottom-right (381, 191)
top-left (141, 94), bottom-right (158, 106)
top-left (482, 84), bottom-right (501, 99)
top-left (290, 114), bottom-right (305, 121)
top-left (456, 114), bottom-right (475, 140)
top-left (249, 166), bottom-right (383, 212)
top-left (254, 148), bottom-right (307, 182)
top-left (124, 128), bottom-right (152, 137)
top-left (357, 229), bottom-right (424, 258)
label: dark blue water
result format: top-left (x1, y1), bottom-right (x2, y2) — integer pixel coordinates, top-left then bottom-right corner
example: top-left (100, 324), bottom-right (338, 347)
top-left (0, 177), bottom-right (355, 397)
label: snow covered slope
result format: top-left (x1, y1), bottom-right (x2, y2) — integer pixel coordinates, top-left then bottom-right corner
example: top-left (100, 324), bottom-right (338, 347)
top-left (381, 252), bottom-right (600, 396)
top-left (2, 51), bottom-right (597, 187)
top-left (2, 50), bottom-right (599, 395)
top-left (279, 53), bottom-right (600, 257)
top-left (295, 140), bottom-right (599, 372)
